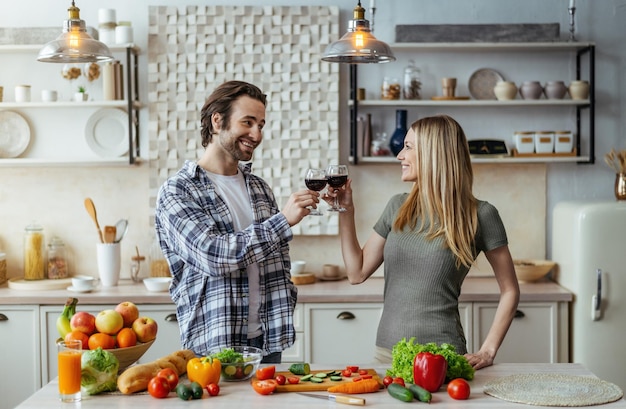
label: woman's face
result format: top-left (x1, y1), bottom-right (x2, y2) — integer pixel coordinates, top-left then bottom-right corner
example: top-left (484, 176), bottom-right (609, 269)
top-left (397, 128), bottom-right (417, 182)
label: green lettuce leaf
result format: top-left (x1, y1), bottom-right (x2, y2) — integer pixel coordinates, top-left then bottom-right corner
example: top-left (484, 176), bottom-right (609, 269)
top-left (80, 347), bottom-right (119, 395)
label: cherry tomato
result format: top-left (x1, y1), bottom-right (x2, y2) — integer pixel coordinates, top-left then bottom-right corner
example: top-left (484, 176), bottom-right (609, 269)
top-left (251, 379), bottom-right (278, 395)
top-left (447, 378), bottom-right (471, 400)
top-left (392, 377), bottom-right (405, 387)
top-left (256, 365), bottom-right (276, 381)
top-left (206, 383), bottom-right (220, 397)
top-left (358, 369), bottom-right (368, 375)
top-left (287, 376), bottom-right (300, 384)
top-left (148, 376), bottom-right (170, 399)
top-left (383, 376), bottom-right (394, 388)
top-left (156, 368), bottom-right (179, 390)
top-left (353, 377), bottom-right (363, 382)
top-left (275, 374), bottom-right (287, 385)
top-left (341, 369), bottom-right (352, 377)
top-left (346, 365), bottom-right (359, 372)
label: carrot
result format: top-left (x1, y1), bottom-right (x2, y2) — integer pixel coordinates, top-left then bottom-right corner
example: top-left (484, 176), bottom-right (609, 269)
top-left (327, 378), bottom-right (381, 394)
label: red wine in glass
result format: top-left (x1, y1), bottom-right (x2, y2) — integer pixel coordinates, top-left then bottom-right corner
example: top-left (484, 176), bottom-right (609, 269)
top-left (326, 164), bottom-right (348, 212)
top-left (305, 168), bottom-right (327, 216)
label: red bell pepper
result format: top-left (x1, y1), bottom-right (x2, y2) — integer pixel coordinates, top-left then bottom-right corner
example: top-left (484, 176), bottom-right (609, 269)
top-left (413, 352), bottom-right (448, 393)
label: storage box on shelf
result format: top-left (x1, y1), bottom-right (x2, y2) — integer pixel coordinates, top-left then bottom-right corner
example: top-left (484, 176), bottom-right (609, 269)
top-left (349, 42), bottom-right (595, 165)
top-left (0, 44), bottom-right (142, 167)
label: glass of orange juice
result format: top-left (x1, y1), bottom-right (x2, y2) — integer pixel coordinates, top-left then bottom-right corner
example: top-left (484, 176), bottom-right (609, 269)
top-left (57, 340), bottom-right (82, 402)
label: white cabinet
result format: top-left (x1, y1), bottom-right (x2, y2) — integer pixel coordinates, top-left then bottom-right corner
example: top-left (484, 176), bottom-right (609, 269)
top-left (40, 303), bottom-right (181, 385)
top-left (472, 301), bottom-right (565, 363)
top-left (349, 42), bottom-right (595, 165)
top-left (0, 44), bottom-right (141, 167)
top-left (304, 303), bottom-right (383, 364)
top-left (282, 304), bottom-right (305, 363)
top-left (0, 305), bottom-right (41, 409)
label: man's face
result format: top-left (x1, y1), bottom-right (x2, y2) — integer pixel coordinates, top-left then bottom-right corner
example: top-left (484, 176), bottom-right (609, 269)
top-left (215, 95), bottom-right (266, 162)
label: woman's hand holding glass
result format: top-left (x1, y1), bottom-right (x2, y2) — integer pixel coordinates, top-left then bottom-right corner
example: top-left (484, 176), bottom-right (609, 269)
top-left (325, 164), bottom-right (349, 212)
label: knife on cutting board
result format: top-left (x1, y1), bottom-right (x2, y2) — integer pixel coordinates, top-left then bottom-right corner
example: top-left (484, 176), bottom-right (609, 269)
top-left (297, 392), bottom-right (365, 406)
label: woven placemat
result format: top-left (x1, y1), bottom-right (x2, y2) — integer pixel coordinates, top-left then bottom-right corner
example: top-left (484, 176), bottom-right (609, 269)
top-left (484, 374), bottom-right (623, 407)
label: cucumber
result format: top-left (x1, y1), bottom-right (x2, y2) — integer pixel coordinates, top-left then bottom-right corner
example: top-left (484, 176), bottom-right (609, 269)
top-left (310, 376), bottom-right (324, 383)
top-left (408, 384), bottom-right (432, 403)
top-left (289, 363), bottom-right (311, 375)
top-left (314, 372), bottom-right (327, 378)
top-left (330, 375), bottom-right (343, 381)
top-left (300, 374), bottom-right (313, 381)
top-left (387, 383), bottom-right (413, 402)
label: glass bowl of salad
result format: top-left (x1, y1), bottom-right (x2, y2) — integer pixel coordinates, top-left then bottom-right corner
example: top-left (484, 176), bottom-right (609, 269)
top-left (207, 346), bottom-right (262, 381)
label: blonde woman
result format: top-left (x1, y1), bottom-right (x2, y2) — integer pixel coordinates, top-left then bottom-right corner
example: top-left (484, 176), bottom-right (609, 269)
top-left (325, 115), bottom-right (520, 370)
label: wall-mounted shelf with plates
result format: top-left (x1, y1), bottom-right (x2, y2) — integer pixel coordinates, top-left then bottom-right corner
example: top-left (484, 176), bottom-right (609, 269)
top-left (0, 44), bottom-right (142, 166)
top-left (348, 41), bottom-right (595, 165)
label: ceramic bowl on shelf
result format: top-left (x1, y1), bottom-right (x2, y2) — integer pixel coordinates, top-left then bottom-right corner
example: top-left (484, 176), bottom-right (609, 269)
top-left (143, 277), bottom-right (172, 292)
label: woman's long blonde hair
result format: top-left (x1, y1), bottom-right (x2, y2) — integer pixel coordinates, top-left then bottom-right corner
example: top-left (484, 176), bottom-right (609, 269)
top-left (393, 115), bottom-right (478, 268)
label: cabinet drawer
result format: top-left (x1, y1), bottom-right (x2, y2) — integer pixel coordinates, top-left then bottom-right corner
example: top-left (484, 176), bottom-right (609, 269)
top-left (305, 303), bottom-right (382, 365)
top-left (473, 302), bottom-right (558, 363)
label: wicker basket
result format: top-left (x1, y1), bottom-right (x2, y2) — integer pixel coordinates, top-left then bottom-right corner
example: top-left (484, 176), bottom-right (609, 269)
top-left (513, 259), bottom-right (556, 282)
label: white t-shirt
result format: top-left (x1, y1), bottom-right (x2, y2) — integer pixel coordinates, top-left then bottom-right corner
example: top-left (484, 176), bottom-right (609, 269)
top-left (204, 169), bottom-right (262, 339)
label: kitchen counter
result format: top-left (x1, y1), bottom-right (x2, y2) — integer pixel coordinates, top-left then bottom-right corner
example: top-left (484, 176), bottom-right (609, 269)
top-left (15, 363), bottom-right (625, 408)
top-left (0, 276), bottom-right (572, 305)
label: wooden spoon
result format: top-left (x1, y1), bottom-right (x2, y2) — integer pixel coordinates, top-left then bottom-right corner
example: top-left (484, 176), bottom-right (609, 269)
top-left (84, 198), bottom-right (104, 243)
top-left (104, 226), bottom-right (117, 243)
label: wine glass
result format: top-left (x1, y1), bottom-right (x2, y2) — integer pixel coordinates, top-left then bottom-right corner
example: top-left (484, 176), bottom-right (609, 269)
top-left (326, 164), bottom-right (348, 212)
top-left (304, 168), bottom-right (327, 216)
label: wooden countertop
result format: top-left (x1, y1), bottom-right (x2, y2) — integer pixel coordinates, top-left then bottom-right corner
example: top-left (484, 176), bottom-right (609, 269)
top-left (15, 363), bottom-right (625, 408)
top-left (0, 276), bottom-right (572, 305)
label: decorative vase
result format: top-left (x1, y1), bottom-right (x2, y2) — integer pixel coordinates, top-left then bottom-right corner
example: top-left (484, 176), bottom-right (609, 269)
top-left (569, 80), bottom-right (590, 100)
top-left (615, 173), bottom-right (626, 200)
top-left (519, 81), bottom-right (543, 100)
top-left (389, 109), bottom-right (408, 156)
top-left (494, 81), bottom-right (517, 100)
top-left (544, 81), bottom-right (567, 99)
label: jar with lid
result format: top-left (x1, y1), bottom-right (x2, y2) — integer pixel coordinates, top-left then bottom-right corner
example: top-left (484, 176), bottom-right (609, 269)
top-left (130, 245), bottom-right (146, 283)
top-left (403, 60), bottom-right (421, 100)
top-left (150, 238), bottom-right (171, 277)
top-left (47, 236), bottom-right (69, 279)
top-left (381, 77), bottom-right (401, 100)
top-left (24, 222), bottom-right (46, 280)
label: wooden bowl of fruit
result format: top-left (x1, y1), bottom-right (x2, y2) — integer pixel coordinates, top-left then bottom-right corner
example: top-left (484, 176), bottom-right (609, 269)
top-left (107, 339), bottom-right (156, 371)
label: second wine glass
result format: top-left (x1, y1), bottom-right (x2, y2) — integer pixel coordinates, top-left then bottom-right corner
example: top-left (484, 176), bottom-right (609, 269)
top-left (326, 164), bottom-right (348, 212)
top-left (304, 168), bottom-right (327, 216)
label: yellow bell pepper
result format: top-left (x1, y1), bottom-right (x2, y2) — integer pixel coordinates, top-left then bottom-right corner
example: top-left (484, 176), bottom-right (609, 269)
top-left (187, 356), bottom-right (222, 387)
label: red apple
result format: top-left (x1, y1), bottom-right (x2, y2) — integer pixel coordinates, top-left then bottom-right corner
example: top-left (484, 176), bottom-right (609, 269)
top-left (132, 316), bottom-right (158, 343)
top-left (95, 309), bottom-right (124, 335)
top-left (70, 311), bottom-right (96, 335)
top-left (115, 301), bottom-right (140, 328)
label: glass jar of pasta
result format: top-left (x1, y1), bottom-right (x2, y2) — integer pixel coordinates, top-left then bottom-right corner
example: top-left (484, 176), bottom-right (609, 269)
top-left (24, 222), bottom-right (46, 280)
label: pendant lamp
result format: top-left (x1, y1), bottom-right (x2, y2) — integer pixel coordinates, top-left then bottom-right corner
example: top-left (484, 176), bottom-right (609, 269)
top-left (37, 1), bottom-right (113, 63)
top-left (321, 1), bottom-right (395, 64)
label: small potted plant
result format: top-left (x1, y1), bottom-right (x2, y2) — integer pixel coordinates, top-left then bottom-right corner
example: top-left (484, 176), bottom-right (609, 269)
top-left (74, 85), bottom-right (88, 102)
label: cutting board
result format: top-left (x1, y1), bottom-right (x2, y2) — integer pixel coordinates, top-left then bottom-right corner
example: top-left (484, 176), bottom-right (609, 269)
top-left (251, 368), bottom-right (383, 392)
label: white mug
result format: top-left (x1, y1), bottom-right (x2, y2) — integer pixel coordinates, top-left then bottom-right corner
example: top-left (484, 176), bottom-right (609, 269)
top-left (41, 89), bottom-right (58, 102)
top-left (71, 275), bottom-right (98, 291)
top-left (291, 260), bottom-right (306, 275)
top-left (15, 85), bottom-right (31, 102)
top-left (96, 243), bottom-right (121, 286)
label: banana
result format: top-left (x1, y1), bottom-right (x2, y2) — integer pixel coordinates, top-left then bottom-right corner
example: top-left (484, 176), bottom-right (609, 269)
top-left (57, 297), bottom-right (78, 338)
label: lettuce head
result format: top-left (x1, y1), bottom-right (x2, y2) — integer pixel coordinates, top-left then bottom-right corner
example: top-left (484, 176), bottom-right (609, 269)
top-left (81, 347), bottom-right (119, 395)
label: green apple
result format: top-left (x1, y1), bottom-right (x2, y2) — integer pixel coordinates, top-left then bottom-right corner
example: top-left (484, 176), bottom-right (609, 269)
top-left (95, 309), bottom-right (124, 335)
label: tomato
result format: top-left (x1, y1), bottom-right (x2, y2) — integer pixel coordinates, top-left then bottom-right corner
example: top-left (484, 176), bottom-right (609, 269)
top-left (275, 374), bottom-right (286, 385)
top-left (287, 377), bottom-right (300, 384)
top-left (392, 377), bottom-right (405, 387)
top-left (251, 379), bottom-right (278, 395)
top-left (341, 369), bottom-right (352, 377)
top-left (157, 368), bottom-right (179, 390)
top-left (256, 365), bottom-right (276, 380)
top-left (346, 365), bottom-right (359, 372)
top-left (148, 376), bottom-right (170, 399)
top-left (447, 378), bottom-right (471, 400)
top-left (206, 383), bottom-right (220, 397)
top-left (358, 369), bottom-right (368, 375)
top-left (383, 376), bottom-right (394, 388)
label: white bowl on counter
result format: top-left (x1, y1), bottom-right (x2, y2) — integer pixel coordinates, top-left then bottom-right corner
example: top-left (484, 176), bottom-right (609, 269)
top-left (143, 277), bottom-right (172, 292)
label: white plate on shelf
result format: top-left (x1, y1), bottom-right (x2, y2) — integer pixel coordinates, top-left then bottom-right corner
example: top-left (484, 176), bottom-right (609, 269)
top-left (7, 277), bottom-right (71, 290)
top-left (468, 68), bottom-right (504, 100)
top-left (84, 108), bottom-right (129, 157)
top-left (0, 110), bottom-right (31, 158)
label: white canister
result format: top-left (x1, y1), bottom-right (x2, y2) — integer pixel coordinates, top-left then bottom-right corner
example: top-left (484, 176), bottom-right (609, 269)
top-left (115, 22), bottom-right (133, 44)
top-left (99, 23), bottom-right (117, 46)
top-left (514, 131), bottom-right (535, 154)
top-left (554, 130), bottom-right (574, 153)
top-left (535, 131), bottom-right (555, 154)
top-left (41, 89), bottom-right (58, 102)
top-left (98, 8), bottom-right (116, 24)
top-left (15, 85), bottom-right (31, 102)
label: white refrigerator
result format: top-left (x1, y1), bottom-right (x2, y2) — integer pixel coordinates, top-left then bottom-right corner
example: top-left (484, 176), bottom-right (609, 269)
top-left (552, 200), bottom-right (626, 391)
